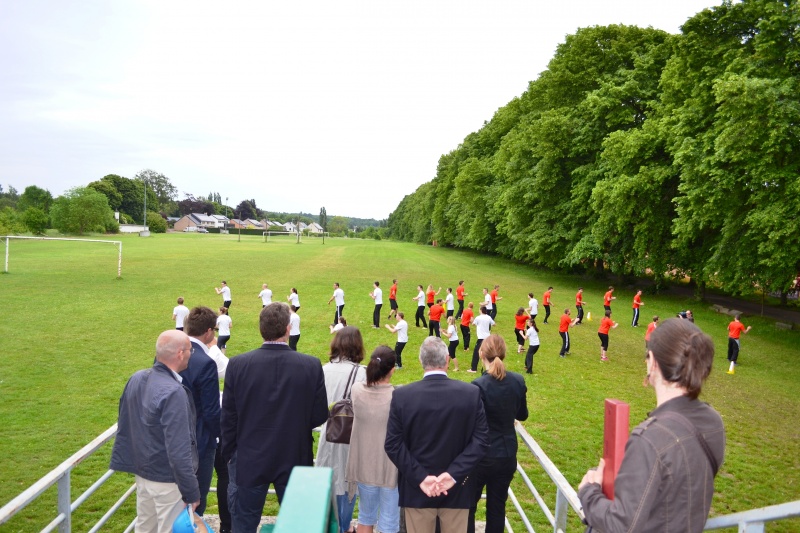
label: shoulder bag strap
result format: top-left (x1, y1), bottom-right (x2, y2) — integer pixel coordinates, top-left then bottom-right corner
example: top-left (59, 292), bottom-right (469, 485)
top-left (659, 411), bottom-right (719, 475)
top-left (342, 363), bottom-right (359, 401)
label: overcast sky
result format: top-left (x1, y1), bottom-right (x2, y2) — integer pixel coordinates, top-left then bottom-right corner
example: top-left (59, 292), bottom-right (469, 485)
top-left (0, 0), bottom-right (721, 220)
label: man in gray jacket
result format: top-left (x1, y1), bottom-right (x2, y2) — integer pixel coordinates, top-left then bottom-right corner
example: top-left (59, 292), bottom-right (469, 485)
top-left (111, 330), bottom-right (200, 532)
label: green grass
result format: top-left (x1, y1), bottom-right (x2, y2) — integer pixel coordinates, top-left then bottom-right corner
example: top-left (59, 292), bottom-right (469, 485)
top-left (1, 233), bottom-right (799, 531)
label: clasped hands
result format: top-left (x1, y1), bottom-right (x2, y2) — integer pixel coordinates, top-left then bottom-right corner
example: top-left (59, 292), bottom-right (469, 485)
top-left (419, 472), bottom-right (456, 497)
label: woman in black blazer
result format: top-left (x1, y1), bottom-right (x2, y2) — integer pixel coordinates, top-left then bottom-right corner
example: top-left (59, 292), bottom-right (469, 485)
top-left (469, 334), bottom-right (529, 533)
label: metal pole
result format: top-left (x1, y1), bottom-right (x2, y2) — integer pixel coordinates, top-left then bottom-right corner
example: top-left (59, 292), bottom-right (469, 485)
top-left (143, 179), bottom-right (147, 227)
top-left (117, 242), bottom-right (122, 279)
top-left (4, 237), bottom-right (8, 273)
top-left (57, 471), bottom-right (71, 532)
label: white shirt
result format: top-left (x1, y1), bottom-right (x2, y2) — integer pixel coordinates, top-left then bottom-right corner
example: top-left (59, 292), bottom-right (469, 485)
top-left (372, 287), bottom-right (383, 305)
top-left (528, 298), bottom-right (538, 315)
top-left (289, 312), bottom-right (300, 335)
top-left (447, 324), bottom-right (458, 342)
top-left (259, 289), bottom-right (273, 305)
top-left (417, 290), bottom-right (425, 307)
top-left (474, 314), bottom-right (494, 339)
top-left (331, 323), bottom-right (344, 333)
top-left (445, 293), bottom-right (454, 310)
top-left (220, 286), bottom-right (231, 301)
top-left (526, 326), bottom-right (540, 346)
top-left (206, 345), bottom-right (229, 378)
top-left (395, 320), bottom-right (408, 343)
top-left (173, 305), bottom-right (189, 328)
top-left (333, 288), bottom-right (345, 306)
top-left (288, 293), bottom-right (300, 307)
top-left (484, 293), bottom-right (493, 310)
top-left (216, 315), bottom-right (232, 336)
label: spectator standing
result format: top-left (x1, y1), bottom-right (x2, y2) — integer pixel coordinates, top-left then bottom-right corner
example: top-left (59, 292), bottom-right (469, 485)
top-left (317, 327), bottom-right (368, 533)
top-left (727, 314), bottom-right (752, 374)
top-left (460, 302), bottom-right (474, 352)
top-left (455, 281), bottom-right (468, 320)
top-left (110, 330), bottom-right (199, 532)
top-left (524, 319), bottom-right (540, 374)
top-left (513, 307), bottom-right (529, 354)
top-left (288, 305), bottom-right (301, 350)
top-left (413, 285), bottom-right (428, 328)
top-left (468, 335), bottom-right (528, 533)
top-left (469, 307), bottom-right (495, 373)
top-left (345, 346), bottom-right (400, 533)
top-left (388, 279), bottom-right (399, 320)
top-left (287, 287), bottom-right (300, 311)
top-left (215, 281), bottom-right (232, 309)
top-left (258, 284), bottom-right (273, 307)
top-left (558, 308), bottom-right (577, 357)
top-left (598, 310), bottom-right (619, 362)
top-left (329, 282), bottom-right (346, 326)
top-left (173, 297), bottom-right (190, 330)
top-left (385, 312), bottom-right (408, 368)
top-left (384, 337), bottom-right (489, 533)
top-left (182, 306), bottom-right (221, 516)
top-left (216, 307), bottom-right (232, 354)
top-left (542, 287), bottom-right (553, 324)
top-left (371, 281), bottom-right (383, 328)
top-left (221, 303), bottom-right (328, 533)
top-left (632, 290), bottom-right (644, 327)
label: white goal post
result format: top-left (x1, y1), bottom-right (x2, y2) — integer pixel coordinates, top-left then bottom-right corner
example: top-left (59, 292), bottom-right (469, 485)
top-left (263, 231), bottom-right (302, 243)
top-left (2, 236), bottom-right (123, 278)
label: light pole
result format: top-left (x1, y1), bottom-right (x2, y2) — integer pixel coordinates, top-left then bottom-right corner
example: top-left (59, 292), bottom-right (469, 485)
top-left (142, 178), bottom-right (147, 228)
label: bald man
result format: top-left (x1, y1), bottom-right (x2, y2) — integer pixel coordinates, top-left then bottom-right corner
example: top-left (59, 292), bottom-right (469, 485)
top-left (111, 330), bottom-right (200, 533)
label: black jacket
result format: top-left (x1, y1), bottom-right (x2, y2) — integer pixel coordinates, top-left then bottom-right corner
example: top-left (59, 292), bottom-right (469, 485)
top-left (472, 371), bottom-right (528, 458)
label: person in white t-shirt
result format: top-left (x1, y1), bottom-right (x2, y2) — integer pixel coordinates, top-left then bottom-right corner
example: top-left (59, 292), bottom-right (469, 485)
top-left (480, 287), bottom-right (493, 313)
top-left (215, 281), bottom-right (232, 309)
top-left (445, 316), bottom-right (460, 371)
top-left (524, 318), bottom-right (540, 374)
top-left (216, 307), bottom-right (233, 353)
top-left (172, 297), bottom-right (190, 330)
top-left (527, 292), bottom-right (539, 319)
top-left (385, 312), bottom-right (409, 368)
top-left (330, 316), bottom-right (347, 334)
top-left (370, 281), bottom-right (383, 328)
top-left (258, 284), bottom-right (273, 307)
top-left (444, 288), bottom-right (455, 318)
top-left (288, 305), bottom-right (301, 350)
top-left (205, 336), bottom-right (229, 379)
top-left (412, 284), bottom-right (428, 328)
top-left (328, 282), bottom-right (345, 326)
top-left (287, 288), bottom-right (300, 311)
top-left (469, 306), bottom-right (495, 373)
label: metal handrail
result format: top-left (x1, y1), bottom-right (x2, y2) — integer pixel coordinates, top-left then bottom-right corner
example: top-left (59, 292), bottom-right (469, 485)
top-left (703, 500), bottom-right (800, 531)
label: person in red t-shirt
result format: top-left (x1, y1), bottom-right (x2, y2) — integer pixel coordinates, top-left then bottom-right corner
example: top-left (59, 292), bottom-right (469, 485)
top-left (645, 316), bottom-right (659, 352)
top-left (455, 280), bottom-right (468, 319)
top-left (726, 314), bottom-right (752, 373)
top-left (490, 284), bottom-right (502, 320)
top-left (558, 308), bottom-right (577, 357)
top-left (460, 302), bottom-right (474, 351)
top-left (428, 298), bottom-right (445, 338)
top-left (514, 307), bottom-right (529, 353)
top-left (603, 286), bottom-right (616, 311)
top-left (631, 290), bottom-right (644, 327)
top-left (543, 287), bottom-right (553, 324)
top-left (597, 310), bottom-right (619, 361)
top-left (388, 279), bottom-right (399, 319)
top-left (575, 288), bottom-right (585, 325)
top-left (426, 285), bottom-right (441, 308)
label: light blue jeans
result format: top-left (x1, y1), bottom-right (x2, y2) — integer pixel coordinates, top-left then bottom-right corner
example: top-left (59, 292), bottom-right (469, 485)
top-left (356, 483), bottom-right (399, 533)
top-left (337, 492), bottom-right (357, 533)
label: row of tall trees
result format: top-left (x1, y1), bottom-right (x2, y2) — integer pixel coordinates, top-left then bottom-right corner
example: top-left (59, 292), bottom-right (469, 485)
top-left (387, 0), bottom-right (800, 296)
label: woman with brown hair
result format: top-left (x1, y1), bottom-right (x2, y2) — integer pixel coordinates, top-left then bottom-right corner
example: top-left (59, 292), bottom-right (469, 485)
top-left (317, 326), bottom-right (367, 533)
top-left (578, 319), bottom-right (725, 532)
top-left (468, 334), bottom-right (528, 533)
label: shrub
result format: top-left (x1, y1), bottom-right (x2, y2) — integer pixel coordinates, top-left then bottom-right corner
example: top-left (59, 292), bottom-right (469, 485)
top-left (23, 207), bottom-right (49, 235)
top-left (147, 212), bottom-right (167, 233)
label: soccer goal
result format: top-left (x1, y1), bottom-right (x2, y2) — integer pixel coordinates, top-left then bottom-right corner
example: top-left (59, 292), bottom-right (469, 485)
top-left (2, 236), bottom-right (123, 278)
top-left (263, 231), bottom-right (302, 243)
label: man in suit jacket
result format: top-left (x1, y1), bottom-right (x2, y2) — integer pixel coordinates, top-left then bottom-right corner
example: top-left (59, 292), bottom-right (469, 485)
top-left (181, 306), bottom-right (221, 516)
top-left (221, 302), bottom-right (329, 533)
top-left (385, 336), bottom-right (489, 533)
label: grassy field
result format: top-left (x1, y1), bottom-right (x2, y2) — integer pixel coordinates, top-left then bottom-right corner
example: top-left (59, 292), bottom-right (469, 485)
top-left (1, 233), bottom-right (799, 532)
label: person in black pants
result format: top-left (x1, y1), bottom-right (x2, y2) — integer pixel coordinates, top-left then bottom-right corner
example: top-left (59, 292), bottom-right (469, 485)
top-left (214, 444), bottom-right (231, 533)
top-left (468, 334), bottom-right (528, 533)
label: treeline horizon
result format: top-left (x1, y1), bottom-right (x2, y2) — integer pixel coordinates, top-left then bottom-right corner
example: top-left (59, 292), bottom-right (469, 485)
top-left (387, 0), bottom-right (800, 297)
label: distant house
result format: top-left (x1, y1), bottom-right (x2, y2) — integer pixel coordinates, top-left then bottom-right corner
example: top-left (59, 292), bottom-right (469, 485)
top-left (174, 213), bottom-right (218, 232)
top-left (283, 222), bottom-right (297, 232)
top-left (262, 220), bottom-right (283, 230)
top-left (307, 222), bottom-right (324, 233)
top-left (229, 218), bottom-right (247, 229)
top-left (210, 214), bottom-right (229, 228)
top-left (298, 222), bottom-right (308, 232)
top-left (166, 217), bottom-right (181, 228)
top-left (245, 219), bottom-right (264, 229)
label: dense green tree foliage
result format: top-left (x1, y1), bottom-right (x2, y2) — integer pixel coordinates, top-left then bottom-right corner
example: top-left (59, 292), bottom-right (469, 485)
top-left (17, 186), bottom-right (53, 214)
top-left (22, 208), bottom-right (49, 235)
top-left (51, 187), bottom-right (114, 235)
top-left (388, 1), bottom-right (800, 295)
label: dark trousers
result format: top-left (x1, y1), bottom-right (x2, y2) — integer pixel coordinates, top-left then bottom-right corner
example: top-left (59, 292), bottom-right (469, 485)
top-left (632, 307), bottom-right (640, 327)
top-left (395, 342), bottom-right (406, 367)
top-left (543, 305), bottom-right (550, 323)
top-left (461, 324), bottom-right (471, 350)
top-left (514, 328), bottom-right (525, 346)
top-left (288, 334), bottom-right (300, 351)
top-left (728, 337), bottom-right (740, 362)
top-left (576, 305), bottom-right (584, 324)
top-left (490, 304), bottom-right (497, 320)
top-left (373, 304), bottom-right (382, 327)
top-left (525, 345), bottom-right (539, 373)
top-left (467, 457), bottom-right (517, 533)
top-left (456, 300), bottom-right (464, 319)
top-left (196, 442), bottom-right (217, 515)
top-left (229, 455), bottom-right (289, 533)
top-left (429, 320), bottom-right (441, 338)
top-left (448, 340), bottom-right (459, 359)
top-left (559, 331), bottom-right (570, 355)
top-left (447, 309), bottom-right (454, 318)
top-left (214, 446), bottom-right (231, 532)
top-left (333, 304), bottom-right (345, 326)
top-left (416, 306), bottom-right (427, 327)
top-left (471, 339), bottom-right (485, 371)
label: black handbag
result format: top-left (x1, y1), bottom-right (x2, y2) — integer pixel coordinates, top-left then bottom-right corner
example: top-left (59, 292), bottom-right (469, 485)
top-left (325, 364), bottom-right (359, 444)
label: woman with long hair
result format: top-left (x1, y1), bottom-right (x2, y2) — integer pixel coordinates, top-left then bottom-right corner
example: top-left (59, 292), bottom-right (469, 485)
top-left (345, 346), bottom-right (399, 533)
top-left (513, 307), bottom-right (529, 353)
top-left (578, 319), bottom-right (725, 532)
top-left (523, 318), bottom-right (540, 374)
top-left (445, 315), bottom-right (460, 371)
top-left (287, 287), bottom-right (300, 311)
top-left (468, 334), bottom-right (528, 533)
top-left (216, 306), bottom-right (232, 354)
top-left (317, 327), bottom-right (367, 533)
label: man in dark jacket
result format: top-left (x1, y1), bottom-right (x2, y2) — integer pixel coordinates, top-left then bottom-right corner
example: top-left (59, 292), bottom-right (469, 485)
top-left (182, 306), bottom-right (220, 515)
top-left (111, 330), bottom-right (199, 532)
top-left (385, 336), bottom-right (489, 533)
top-left (221, 302), bottom-right (329, 533)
